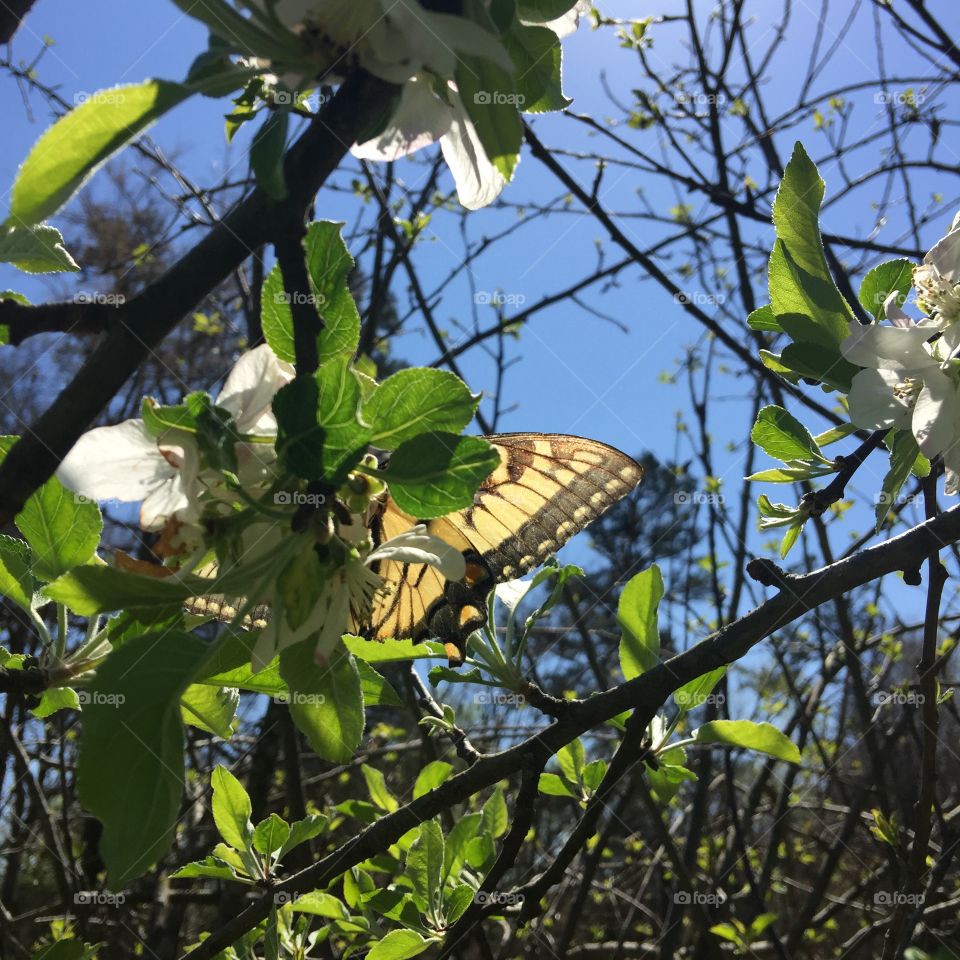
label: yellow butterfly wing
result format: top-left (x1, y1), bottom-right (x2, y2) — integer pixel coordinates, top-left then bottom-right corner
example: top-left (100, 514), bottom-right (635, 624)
top-left (361, 433), bottom-right (643, 663)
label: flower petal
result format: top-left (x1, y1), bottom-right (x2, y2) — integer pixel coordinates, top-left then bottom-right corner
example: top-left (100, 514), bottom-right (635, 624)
top-left (924, 227), bottom-right (960, 285)
top-left (218, 344), bottom-right (293, 435)
top-left (368, 524), bottom-right (467, 581)
top-left (440, 98), bottom-right (507, 210)
top-left (57, 419), bottom-right (173, 502)
top-left (352, 77), bottom-right (455, 161)
top-left (912, 371), bottom-right (960, 457)
top-left (847, 368), bottom-right (912, 431)
top-left (840, 320), bottom-right (934, 370)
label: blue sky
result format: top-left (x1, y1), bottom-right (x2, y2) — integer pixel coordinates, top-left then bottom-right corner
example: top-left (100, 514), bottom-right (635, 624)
top-left (2, 0), bottom-right (959, 635)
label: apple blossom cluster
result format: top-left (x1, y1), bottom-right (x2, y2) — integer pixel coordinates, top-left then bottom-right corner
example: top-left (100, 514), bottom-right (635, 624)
top-left (842, 210), bottom-right (960, 493)
top-left (56, 344), bottom-right (466, 669)
top-left (177, 0), bottom-right (590, 209)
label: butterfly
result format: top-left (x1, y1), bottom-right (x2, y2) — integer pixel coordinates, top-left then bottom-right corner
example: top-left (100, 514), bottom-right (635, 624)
top-left (186, 433), bottom-right (642, 664)
top-left (360, 433), bottom-right (643, 664)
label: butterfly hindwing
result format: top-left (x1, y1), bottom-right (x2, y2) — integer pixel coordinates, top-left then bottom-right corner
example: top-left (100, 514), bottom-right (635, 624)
top-left (364, 433), bottom-right (643, 663)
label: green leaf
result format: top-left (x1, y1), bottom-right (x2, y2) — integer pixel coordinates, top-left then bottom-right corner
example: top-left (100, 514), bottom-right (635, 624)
top-left (674, 667), bottom-right (726, 712)
top-left (768, 142), bottom-right (853, 348)
top-left (16, 477), bottom-right (102, 581)
top-left (367, 369), bottom-right (479, 450)
top-left (261, 221), bottom-right (361, 365)
top-left (617, 564), bottom-right (663, 679)
top-left (211, 765), bottom-right (255, 852)
top-left (876, 430), bottom-right (922, 530)
top-left (289, 890), bottom-right (350, 919)
top-left (516, 0), bottom-right (579, 18)
top-left (581, 759), bottom-right (607, 793)
top-left (32, 686), bottom-right (81, 719)
top-left (77, 631), bottom-right (210, 888)
top-left (170, 856), bottom-right (239, 881)
top-left (383, 432), bottom-right (500, 518)
top-left (746, 304), bottom-right (781, 333)
top-left (751, 405), bottom-right (826, 463)
top-left (778, 340), bottom-right (858, 392)
top-left (274, 358), bottom-right (371, 483)
top-left (503, 24), bottom-right (570, 114)
top-left (445, 883), bottom-right (476, 924)
top-left (169, 0), bottom-right (303, 62)
top-left (556, 739), bottom-right (585, 786)
top-left (253, 813), bottom-right (291, 856)
top-left (362, 764), bottom-right (399, 813)
top-left (480, 785), bottom-right (508, 838)
top-left (249, 109), bottom-right (288, 200)
top-left (0, 535), bottom-right (33, 611)
top-left (10, 81), bottom-right (191, 226)
top-left (279, 643), bottom-right (364, 763)
top-left (356, 658), bottom-right (402, 707)
top-left (780, 522), bottom-right (803, 558)
top-left (414, 761), bottom-right (454, 799)
top-left (367, 930), bottom-right (435, 960)
top-left (0, 223), bottom-right (79, 273)
top-left (343, 635), bottom-right (444, 662)
top-left (406, 819), bottom-right (445, 912)
top-left (278, 814), bottom-right (327, 860)
top-left (538, 772), bottom-right (576, 797)
top-left (693, 720), bottom-right (800, 763)
top-left (455, 56), bottom-right (523, 180)
top-left (180, 684), bottom-right (238, 738)
top-left (859, 258), bottom-right (915, 320)
top-left (444, 812), bottom-right (482, 881)
top-left (45, 563), bottom-right (191, 616)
